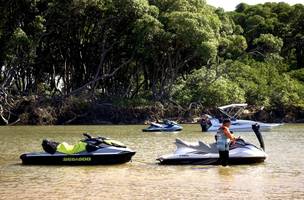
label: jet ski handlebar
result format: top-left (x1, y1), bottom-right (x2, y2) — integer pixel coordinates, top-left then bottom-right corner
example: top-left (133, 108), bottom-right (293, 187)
top-left (82, 133), bottom-right (109, 146)
top-left (83, 133), bottom-right (107, 140)
top-left (252, 123), bottom-right (265, 151)
top-left (83, 133), bottom-right (92, 139)
top-left (252, 123), bottom-right (260, 132)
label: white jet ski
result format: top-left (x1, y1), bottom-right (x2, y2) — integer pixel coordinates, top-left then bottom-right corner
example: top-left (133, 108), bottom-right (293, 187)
top-left (157, 124), bottom-right (267, 165)
top-left (201, 104), bottom-right (282, 132)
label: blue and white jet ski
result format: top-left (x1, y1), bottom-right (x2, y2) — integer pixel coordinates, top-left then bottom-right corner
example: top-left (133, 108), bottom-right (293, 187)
top-left (142, 120), bottom-right (183, 132)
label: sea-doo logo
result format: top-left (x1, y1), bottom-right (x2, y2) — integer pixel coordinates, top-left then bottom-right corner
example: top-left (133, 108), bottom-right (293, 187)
top-left (63, 157), bottom-right (91, 162)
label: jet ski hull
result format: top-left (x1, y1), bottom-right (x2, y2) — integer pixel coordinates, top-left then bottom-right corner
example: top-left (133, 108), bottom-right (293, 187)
top-left (142, 127), bottom-right (182, 132)
top-left (158, 132), bottom-right (267, 165)
top-left (20, 151), bottom-right (136, 165)
top-left (157, 156), bottom-right (266, 165)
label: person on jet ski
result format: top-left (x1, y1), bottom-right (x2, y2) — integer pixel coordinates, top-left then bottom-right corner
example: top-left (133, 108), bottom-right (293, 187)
top-left (215, 119), bottom-right (237, 166)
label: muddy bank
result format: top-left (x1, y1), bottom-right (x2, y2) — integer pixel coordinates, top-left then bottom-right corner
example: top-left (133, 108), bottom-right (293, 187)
top-left (2, 96), bottom-right (304, 125)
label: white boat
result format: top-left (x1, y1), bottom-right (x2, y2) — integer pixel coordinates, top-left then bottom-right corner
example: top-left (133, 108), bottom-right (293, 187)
top-left (201, 104), bottom-right (282, 132)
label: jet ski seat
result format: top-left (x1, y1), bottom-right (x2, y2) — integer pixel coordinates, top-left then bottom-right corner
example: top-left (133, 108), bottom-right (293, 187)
top-left (151, 122), bottom-right (162, 128)
top-left (175, 138), bottom-right (213, 153)
top-left (197, 141), bottom-right (213, 152)
top-left (208, 143), bottom-right (219, 153)
top-left (42, 139), bottom-right (59, 154)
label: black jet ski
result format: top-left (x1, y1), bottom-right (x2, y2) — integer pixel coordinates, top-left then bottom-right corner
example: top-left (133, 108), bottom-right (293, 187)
top-left (157, 124), bottom-right (266, 165)
top-left (20, 133), bottom-right (136, 165)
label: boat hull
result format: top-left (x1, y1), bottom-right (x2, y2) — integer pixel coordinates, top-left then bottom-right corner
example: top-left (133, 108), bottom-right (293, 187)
top-left (205, 119), bottom-right (282, 132)
top-left (207, 126), bottom-right (277, 132)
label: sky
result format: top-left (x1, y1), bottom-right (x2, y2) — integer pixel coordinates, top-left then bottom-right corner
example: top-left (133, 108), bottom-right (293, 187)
top-left (206, 0), bottom-right (304, 11)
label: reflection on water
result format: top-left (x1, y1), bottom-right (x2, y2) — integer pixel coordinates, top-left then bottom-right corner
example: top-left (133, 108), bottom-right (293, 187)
top-left (0, 124), bottom-right (303, 199)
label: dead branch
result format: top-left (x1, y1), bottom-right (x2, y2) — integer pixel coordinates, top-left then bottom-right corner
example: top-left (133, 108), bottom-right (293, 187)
top-left (0, 105), bottom-right (8, 124)
top-left (63, 112), bottom-right (88, 125)
top-left (8, 118), bottom-right (20, 126)
top-left (68, 56), bottom-right (133, 96)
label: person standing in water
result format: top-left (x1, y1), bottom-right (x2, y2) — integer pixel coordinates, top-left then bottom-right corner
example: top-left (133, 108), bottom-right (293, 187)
top-left (216, 119), bottom-right (237, 166)
top-left (200, 114), bottom-right (212, 132)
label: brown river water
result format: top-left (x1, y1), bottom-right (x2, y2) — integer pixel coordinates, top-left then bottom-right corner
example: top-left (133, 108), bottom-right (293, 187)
top-left (0, 124), bottom-right (303, 200)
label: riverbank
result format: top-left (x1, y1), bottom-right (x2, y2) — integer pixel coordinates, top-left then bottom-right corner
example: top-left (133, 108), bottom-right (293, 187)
top-left (2, 96), bottom-right (304, 125)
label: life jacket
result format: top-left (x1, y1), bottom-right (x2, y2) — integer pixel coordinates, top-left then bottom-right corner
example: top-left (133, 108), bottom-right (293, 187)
top-left (216, 126), bottom-right (230, 151)
top-left (56, 141), bottom-right (87, 154)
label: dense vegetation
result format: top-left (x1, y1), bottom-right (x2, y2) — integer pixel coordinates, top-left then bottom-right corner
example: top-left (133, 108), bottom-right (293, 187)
top-left (0, 0), bottom-right (304, 124)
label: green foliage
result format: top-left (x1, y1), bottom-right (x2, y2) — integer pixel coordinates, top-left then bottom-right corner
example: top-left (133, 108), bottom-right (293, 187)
top-left (289, 68), bottom-right (304, 82)
top-left (172, 67), bottom-right (246, 106)
top-left (253, 33), bottom-right (283, 55)
top-left (226, 58), bottom-right (304, 107)
top-left (219, 35), bottom-right (247, 59)
top-left (231, 2), bottom-right (304, 69)
top-left (0, 0), bottom-right (304, 112)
